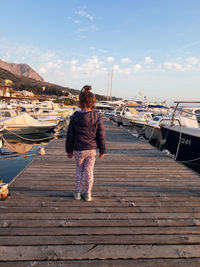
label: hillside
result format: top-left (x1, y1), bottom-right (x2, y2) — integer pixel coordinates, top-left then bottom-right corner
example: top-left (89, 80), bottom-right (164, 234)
top-left (0, 59), bottom-right (110, 100)
top-left (0, 67), bottom-right (109, 101)
top-left (0, 67), bottom-right (80, 96)
top-left (0, 59), bottom-right (44, 82)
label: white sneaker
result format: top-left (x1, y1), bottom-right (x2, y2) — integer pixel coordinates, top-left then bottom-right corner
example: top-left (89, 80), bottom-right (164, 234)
top-left (74, 192), bottom-right (81, 200)
top-left (84, 193), bottom-right (92, 202)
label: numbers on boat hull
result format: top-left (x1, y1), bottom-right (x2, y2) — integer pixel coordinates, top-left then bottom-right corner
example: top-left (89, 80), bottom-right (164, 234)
top-left (180, 138), bottom-right (191, 146)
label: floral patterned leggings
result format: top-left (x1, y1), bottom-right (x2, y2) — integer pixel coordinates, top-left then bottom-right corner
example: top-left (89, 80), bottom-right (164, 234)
top-left (74, 150), bottom-right (96, 194)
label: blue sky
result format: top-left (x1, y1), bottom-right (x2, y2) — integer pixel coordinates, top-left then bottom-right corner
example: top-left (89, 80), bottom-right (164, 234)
top-left (0, 0), bottom-right (200, 102)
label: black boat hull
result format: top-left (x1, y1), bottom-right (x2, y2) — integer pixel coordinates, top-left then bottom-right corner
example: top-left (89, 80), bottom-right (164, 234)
top-left (160, 126), bottom-right (200, 163)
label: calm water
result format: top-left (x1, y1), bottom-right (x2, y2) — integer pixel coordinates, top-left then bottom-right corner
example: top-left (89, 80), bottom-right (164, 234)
top-left (0, 156), bottom-right (34, 183)
top-left (0, 138), bottom-right (48, 184)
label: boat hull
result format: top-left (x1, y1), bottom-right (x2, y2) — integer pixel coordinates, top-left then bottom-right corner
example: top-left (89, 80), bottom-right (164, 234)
top-left (145, 125), bottom-right (162, 141)
top-left (160, 125), bottom-right (200, 163)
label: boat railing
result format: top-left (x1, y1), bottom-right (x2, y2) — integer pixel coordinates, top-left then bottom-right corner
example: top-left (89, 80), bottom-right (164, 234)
top-left (160, 118), bottom-right (181, 126)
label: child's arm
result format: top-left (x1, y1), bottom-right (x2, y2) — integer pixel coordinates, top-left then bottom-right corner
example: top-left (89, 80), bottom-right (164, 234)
top-left (65, 117), bottom-right (75, 156)
top-left (96, 117), bottom-right (107, 156)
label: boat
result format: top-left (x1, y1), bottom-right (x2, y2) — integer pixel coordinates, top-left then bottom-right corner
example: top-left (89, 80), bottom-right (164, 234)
top-left (144, 115), bottom-right (164, 141)
top-left (113, 106), bottom-right (124, 125)
top-left (121, 107), bottom-right (139, 127)
top-left (160, 101), bottom-right (200, 162)
top-left (128, 112), bottom-right (153, 134)
top-left (0, 113), bottom-right (57, 138)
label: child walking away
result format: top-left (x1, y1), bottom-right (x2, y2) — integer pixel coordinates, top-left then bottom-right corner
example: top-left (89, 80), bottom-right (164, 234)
top-left (65, 85), bottom-right (107, 201)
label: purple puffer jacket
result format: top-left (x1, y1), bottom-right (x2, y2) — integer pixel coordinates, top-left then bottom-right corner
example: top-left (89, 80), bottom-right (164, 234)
top-left (65, 111), bottom-right (107, 154)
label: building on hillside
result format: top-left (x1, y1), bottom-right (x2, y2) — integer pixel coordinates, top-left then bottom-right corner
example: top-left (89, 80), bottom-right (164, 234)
top-left (1, 79), bottom-right (13, 87)
top-left (18, 90), bottom-right (35, 97)
top-left (68, 92), bottom-right (79, 100)
top-left (0, 88), bottom-right (10, 97)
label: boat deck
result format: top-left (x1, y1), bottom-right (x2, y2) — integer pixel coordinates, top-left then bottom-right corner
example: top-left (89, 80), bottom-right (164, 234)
top-left (1, 120), bottom-right (200, 266)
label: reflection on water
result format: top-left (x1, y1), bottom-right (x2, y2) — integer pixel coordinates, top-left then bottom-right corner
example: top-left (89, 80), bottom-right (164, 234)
top-left (3, 141), bottom-right (33, 153)
top-left (0, 136), bottom-right (49, 184)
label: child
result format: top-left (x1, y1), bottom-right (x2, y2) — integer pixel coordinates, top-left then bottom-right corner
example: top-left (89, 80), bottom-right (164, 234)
top-left (65, 85), bottom-right (107, 201)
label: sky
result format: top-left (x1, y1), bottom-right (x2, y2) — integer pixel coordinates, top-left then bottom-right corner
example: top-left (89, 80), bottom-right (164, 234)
top-left (0, 0), bottom-right (200, 103)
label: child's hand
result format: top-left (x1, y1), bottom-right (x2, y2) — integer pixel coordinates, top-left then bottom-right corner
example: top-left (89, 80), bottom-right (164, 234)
top-left (67, 152), bottom-right (73, 158)
top-left (99, 153), bottom-right (105, 159)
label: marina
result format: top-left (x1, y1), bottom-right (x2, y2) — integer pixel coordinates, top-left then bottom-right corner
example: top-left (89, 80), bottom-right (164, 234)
top-left (1, 120), bottom-right (200, 265)
top-left (1, 1), bottom-right (200, 265)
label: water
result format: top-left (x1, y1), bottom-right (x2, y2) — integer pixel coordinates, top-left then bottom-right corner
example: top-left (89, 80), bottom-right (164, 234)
top-left (0, 138), bottom-right (49, 184)
top-left (0, 156), bottom-right (34, 183)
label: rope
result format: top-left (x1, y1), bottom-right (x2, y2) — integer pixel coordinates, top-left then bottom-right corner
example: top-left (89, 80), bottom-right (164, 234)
top-left (0, 153), bottom-right (36, 160)
top-left (1, 136), bottom-right (18, 153)
top-left (177, 157), bottom-right (200, 163)
top-left (146, 126), bottom-right (155, 142)
top-left (174, 126), bottom-right (183, 161)
top-left (3, 129), bottom-right (54, 141)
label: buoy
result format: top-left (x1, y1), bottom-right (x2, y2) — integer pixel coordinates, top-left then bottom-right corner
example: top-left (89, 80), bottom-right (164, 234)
top-left (39, 147), bottom-right (45, 155)
top-left (0, 183), bottom-right (8, 191)
top-left (0, 183), bottom-right (9, 200)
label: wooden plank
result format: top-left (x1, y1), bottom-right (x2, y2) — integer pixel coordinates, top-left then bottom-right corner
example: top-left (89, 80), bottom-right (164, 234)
top-left (1, 218), bottom-right (200, 228)
top-left (1, 226), bottom-right (200, 236)
top-left (2, 200), bottom-right (200, 207)
top-left (0, 234), bottom-right (200, 246)
top-left (1, 259), bottom-right (200, 267)
top-left (1, 245), bottom-right (200, 260)
top-left (2, 120), bottom-right (200, 264)
top-left (1, 206), bottom-right (200, 213)
top-left (1, 212), bottom-right (200, 220)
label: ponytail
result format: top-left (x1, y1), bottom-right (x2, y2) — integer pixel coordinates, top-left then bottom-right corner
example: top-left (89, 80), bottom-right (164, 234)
top-left (79, 85), bottom-right (96, 110)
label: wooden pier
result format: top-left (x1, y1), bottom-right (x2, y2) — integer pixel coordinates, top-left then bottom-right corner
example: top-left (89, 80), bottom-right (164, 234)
top-left (1, 120), bottom-right (200, 266)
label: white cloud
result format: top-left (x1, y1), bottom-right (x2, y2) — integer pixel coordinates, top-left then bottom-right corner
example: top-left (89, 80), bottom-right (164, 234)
top-left (38, 59), bottom-right (63, 75)
top-left (70, 55), bottom-right (106, 77)
top-left (75, 10), bottom-right (94, 20)
top-left (185, 57), bottom-right (199, 65)
top-left (133, 64), bottom-right (142, 71)
top-left (112, 65), bottom-right (131, 75)
top-left (145, 56), bottom-right (153, 64)
top-left (107, 56), bottom-right (115, 62)
top-left (121, 58), bottom-right (131, 63)
top-left (164, 62), bottom-right (183, 71)
top-left (113, 64), bottom-right (119, 70)
top-left (38, 67), bottom-right (47, 74)
top-left (74, 20), bottom-right (80, 24)
top-left (71, 60), bottom-right (78, 65)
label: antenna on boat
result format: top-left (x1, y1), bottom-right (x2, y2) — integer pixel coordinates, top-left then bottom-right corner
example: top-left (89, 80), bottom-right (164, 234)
top-left (110, 69), bottom-right (113, 101)
top-left (107, 73), bottom-right (110, 101)
top-left (107, 69), bottom-right (114, 101)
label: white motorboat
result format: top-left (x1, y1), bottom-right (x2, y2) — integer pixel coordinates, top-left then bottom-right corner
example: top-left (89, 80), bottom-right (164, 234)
top-left (144, 115), bottom-right (164, 141)
top-left (160, 101), bottom-right (200, 162)
top-left (129, 112), bottom-right (153, 133)
top-left (113, 106), bottom-right (124, 125)
top-left (121, 107), bottom-right (139, 126)
top-left (0, 113), bottom-right (57, 138)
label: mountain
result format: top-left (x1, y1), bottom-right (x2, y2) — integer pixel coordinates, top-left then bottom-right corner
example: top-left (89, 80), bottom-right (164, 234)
top-left (0, 67), bottom-right (81, 96)
top-left (0, 59), bottom-right (108, 100)
top-left (0, 59), bottom-right (44, 82)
